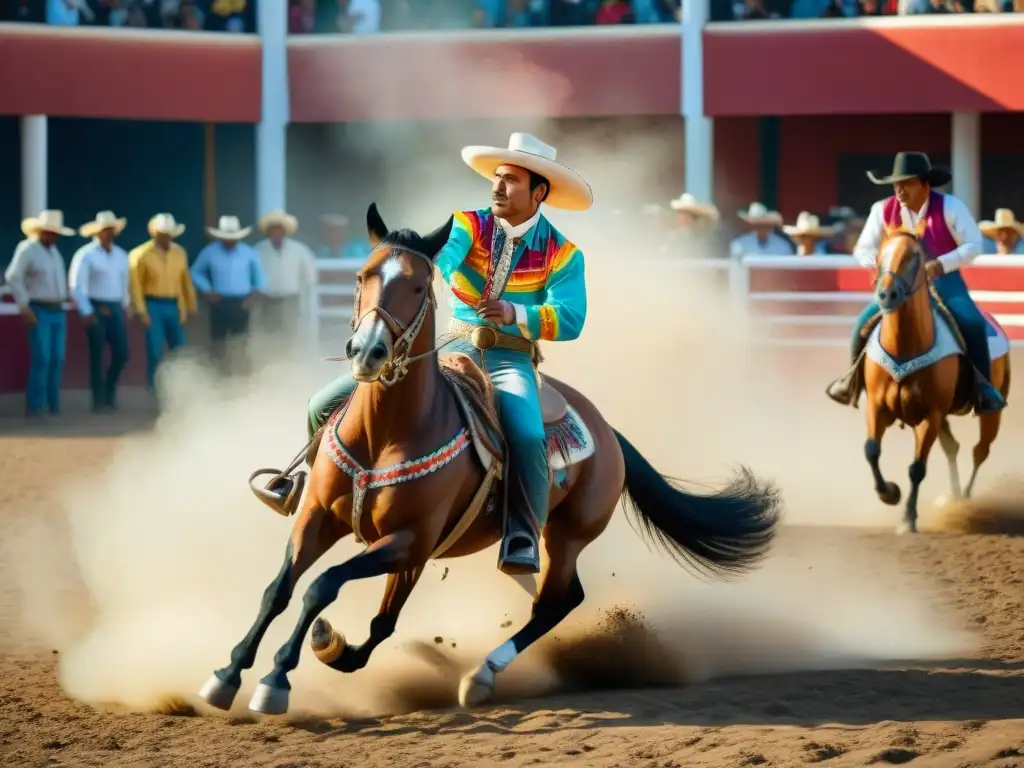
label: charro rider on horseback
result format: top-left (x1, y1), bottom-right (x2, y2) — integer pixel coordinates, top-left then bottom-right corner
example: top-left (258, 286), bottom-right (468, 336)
top-left (256, 132), bottom-right (592, 576)
top-left (826, 151), bottom-right (1007, 415)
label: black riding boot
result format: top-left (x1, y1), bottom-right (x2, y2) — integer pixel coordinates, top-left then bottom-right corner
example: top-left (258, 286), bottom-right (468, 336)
top-left (499, 472), bottom-right (541, 576)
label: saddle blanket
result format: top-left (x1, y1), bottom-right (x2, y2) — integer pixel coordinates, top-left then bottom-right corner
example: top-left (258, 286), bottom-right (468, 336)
top-left (866, 309), bottom-right (1009, 384)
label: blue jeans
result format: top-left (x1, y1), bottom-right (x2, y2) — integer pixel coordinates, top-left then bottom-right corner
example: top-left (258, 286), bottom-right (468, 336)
top-left (25, 303), bottom-right (67, 415)
top-left (85, 301), bottom-right (129, 408)
top-left (144, 297), bottom-right (185, 388)
top-left (306, 339), bottom-right (550, 528)
top-left (852, 271), bottom-right (994, 380)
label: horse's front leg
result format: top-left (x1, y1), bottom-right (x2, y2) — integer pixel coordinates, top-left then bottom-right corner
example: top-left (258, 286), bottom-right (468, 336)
top-left (865, 400), bottom-right (900, 505)
top-left (248, 530), bottom-right (415, 715)
top-left (900, 413), bottom-right (941, 535)
top-left (198, 502), bottom-right (344, 711)
top-left (310, 566), bottom-right (424, 673)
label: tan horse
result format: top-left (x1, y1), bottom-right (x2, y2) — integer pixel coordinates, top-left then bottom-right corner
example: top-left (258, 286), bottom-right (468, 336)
top-left (863, 232), bottom-right (1011, 533)
top-left (198, 204), bottom-right (781, 716)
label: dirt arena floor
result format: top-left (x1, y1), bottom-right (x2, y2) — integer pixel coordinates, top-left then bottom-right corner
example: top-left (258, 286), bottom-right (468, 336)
top-left (1, 377), bottom-right (1023, 768)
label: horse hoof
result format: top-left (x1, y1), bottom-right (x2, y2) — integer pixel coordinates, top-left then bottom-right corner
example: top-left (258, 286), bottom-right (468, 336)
top-left (879, 482), bottom-right (901, 506)
top-left (198, 674), bottom-right (239, 711)
top-left (249, 683), bottom-right (290, 715)
top-left (310, 617), bottom-right (346, 665)
top-left (458, 663), bottom-right (496, 709)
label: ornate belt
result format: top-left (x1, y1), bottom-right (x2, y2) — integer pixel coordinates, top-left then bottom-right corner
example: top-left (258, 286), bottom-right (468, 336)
top-left (446, 318), bottom-right (537, 357)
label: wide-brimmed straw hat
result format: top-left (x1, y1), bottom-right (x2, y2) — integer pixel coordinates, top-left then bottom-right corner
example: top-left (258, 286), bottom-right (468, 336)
top-left (979, 208), bottom-right (1024, 238)
top-left (867, 151), bottom-right (952, 187)
top-left (148, 213), bottom-right (185, 238)
top-left (206, 215), bottom-right (251, 240)
top-left (258, 210), bottom-right (299, 236)
top-left (669, 193), bottom-right (720, 222)
top-left (79, 210), bottom-right (127, 238)
top-left (783, 211), bottom-right (837, 239)
top-left (461, 132), bottom-right (593, 212)
top-left (738, 201), bottom-right (783, 226)
top-left (21, 209), bottom-right (75, 237)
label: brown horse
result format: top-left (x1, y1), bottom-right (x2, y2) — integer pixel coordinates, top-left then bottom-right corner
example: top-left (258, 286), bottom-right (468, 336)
top-left (198, 204), bottom-right (781, 716)
top-left (863, 231), bottom-right (1011, 533)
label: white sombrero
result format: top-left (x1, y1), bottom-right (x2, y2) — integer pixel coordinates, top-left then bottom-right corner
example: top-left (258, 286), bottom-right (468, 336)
top-left (461, 132), bottom-right (593, 212)
top-left (80, 210), bottom-right (127, 238)
top-left (783, 211), bottom-right (837, 239)
top-left (207, 215), bottom-right (251, 240)
top-left (738, 201), bottom-right (783, 226)
top-left (979, 208), bottom-right (1024, 238)
top-left (21, 209), bottom-right (75, 237)
top-left (258, 210), bottom-right (299, 236)
top-left (149, 213), bottom-right (186, 238)
top-left (669, 193), bottom-right (720, 222)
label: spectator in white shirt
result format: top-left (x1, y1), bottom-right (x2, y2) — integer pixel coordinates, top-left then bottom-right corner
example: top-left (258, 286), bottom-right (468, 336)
top-left (729, 202), bottom-right (795, 258)
top-left (343, 0), bottom-right (381, 32)
top-left (978, 208), bottom-right (1024, 256)
top-left (68, 211), bottom-right (132, 413)
top-left (781, 211), bottom-right (836, 256)
top-left (4, 210), bottom-right (75, 418)
top-left (254, 210), bottom-right (318, 343)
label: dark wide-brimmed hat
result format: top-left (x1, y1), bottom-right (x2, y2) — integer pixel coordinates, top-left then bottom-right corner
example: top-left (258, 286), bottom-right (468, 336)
top-left (867, 152), bottom-right (951, 187)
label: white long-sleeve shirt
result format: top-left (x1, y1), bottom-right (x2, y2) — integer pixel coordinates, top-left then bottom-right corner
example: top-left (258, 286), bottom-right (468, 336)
top-left (255, 237), bottom-right (318, 314)
top-left (68, 240), bottom-right (130, 316)
top-left (853, 193), bottom-right (983, 273)
top-left (4, 238), bottom-right (69, 308)
top-left (729, 231), bottom-right (795, 259)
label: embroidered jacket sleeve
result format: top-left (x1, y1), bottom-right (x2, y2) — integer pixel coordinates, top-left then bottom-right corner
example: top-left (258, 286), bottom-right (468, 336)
top-left (513, 242), bottom-right (587, 342)
top-left (433, 212), bottom-right (474, 282)
top-left (853, 201), bottom-right (886, 269)
top-left (937, 194), bottom-right (983, 273)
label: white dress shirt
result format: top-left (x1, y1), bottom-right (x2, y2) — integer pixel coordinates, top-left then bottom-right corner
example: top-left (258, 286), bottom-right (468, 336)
top-left (68, 240), bottom-right (130, 316)
top-left (4, 238), bottom-right (69, 308)
top-left (729, 231), bottom-right (795, 259)
top-left (854, 193), bottom-right (983, 273)
top-left (255, 237), bottom-right (318, 312)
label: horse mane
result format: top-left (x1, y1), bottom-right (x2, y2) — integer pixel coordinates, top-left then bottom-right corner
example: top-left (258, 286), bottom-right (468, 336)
top-left (379, 228), bottom-right (430, 254)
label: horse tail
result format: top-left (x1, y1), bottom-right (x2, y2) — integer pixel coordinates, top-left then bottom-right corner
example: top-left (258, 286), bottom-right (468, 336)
top-left (612, 429), bottom-right (782, 580)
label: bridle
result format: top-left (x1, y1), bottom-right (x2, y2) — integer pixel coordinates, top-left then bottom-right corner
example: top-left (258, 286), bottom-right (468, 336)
top-left (339, 245), bottom-right (449, 388)
top-left (876, 233), bottom-right (924, 312)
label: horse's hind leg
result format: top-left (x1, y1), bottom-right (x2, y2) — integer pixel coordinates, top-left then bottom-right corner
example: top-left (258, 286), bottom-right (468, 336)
top-left (965, 410), bottom-right (1002, 498)
top-left (900, 413), bottom-right (941, 535)
top-left (198, 501), bottom-right (344, 711)
top-left (865, 402), bottom-right (900, 506)
top-left (459, 527), bottom-right (586, 708)
top-left (248, 530), bottom-right (415, 715)
top-left (936, 418), bottom-right (962, 503)
top-left (310, 566), bottom-right (425, 673)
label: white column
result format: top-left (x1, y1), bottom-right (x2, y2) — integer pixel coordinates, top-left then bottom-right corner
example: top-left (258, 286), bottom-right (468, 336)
top-left (682, 0), bottom-right (712, 204)
top-left (256, 0), bottom-right (289, 217)
top-left (951, 112), bottom-right (980, 218)
top-left (20, 115), bottom-right (47, 217)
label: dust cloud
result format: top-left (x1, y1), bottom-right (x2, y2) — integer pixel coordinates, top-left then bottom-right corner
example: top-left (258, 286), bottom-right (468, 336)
top-left (5, 113), bottom-right (981, 718)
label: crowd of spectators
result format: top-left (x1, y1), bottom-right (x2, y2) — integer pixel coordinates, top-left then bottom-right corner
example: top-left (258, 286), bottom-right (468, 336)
top-left (8, 0), bottom-right (1017, 33)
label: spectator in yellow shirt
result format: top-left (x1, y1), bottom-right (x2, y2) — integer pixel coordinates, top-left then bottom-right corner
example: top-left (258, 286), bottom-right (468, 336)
top-left (128, 214), bottom-right (197, 390)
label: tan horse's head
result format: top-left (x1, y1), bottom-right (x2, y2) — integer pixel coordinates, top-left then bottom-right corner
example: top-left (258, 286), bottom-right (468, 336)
top-left (345, 203), bottom-right (454, 384)
top-left (874, 230), bottom-right (926, 314)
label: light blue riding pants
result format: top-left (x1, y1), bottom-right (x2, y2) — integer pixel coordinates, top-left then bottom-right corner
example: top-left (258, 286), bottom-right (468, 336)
top-left (306, 338), bottom-right (550, 527)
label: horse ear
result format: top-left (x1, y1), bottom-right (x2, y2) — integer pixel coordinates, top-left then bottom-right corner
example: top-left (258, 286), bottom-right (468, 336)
top-left (366, 203), bottom-right (388, 247)
top-left (421, 215), bottom-right (454, 261)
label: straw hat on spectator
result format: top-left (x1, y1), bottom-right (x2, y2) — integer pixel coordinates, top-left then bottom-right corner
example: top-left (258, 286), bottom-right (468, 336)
top-left (669, 193), bottom-right (720, 223)
top-left (738, 201), bottom-right (783, 226)
top-left (979, 208), bottom-right (1024, 239)
top-left (461, 132), bottom-right (594, 211)
top-left (149, 213), bottom-right (186, 238)
top-left (21, 209), bottom-right (75, 237)
top-left (207, 215), bottom-right (251, 240)
top-left (80, 210), bottom-right (127, 238)
top-left (783, 211), bottom-right (837, 240)
top-left (258, 210), bottom-right (299, 236)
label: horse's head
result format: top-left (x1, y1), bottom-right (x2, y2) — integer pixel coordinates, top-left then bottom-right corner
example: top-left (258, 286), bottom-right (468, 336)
top-left (346, 203), bottom-right (454, 385)
top-left (874, 231), bottom-right (926, 314)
